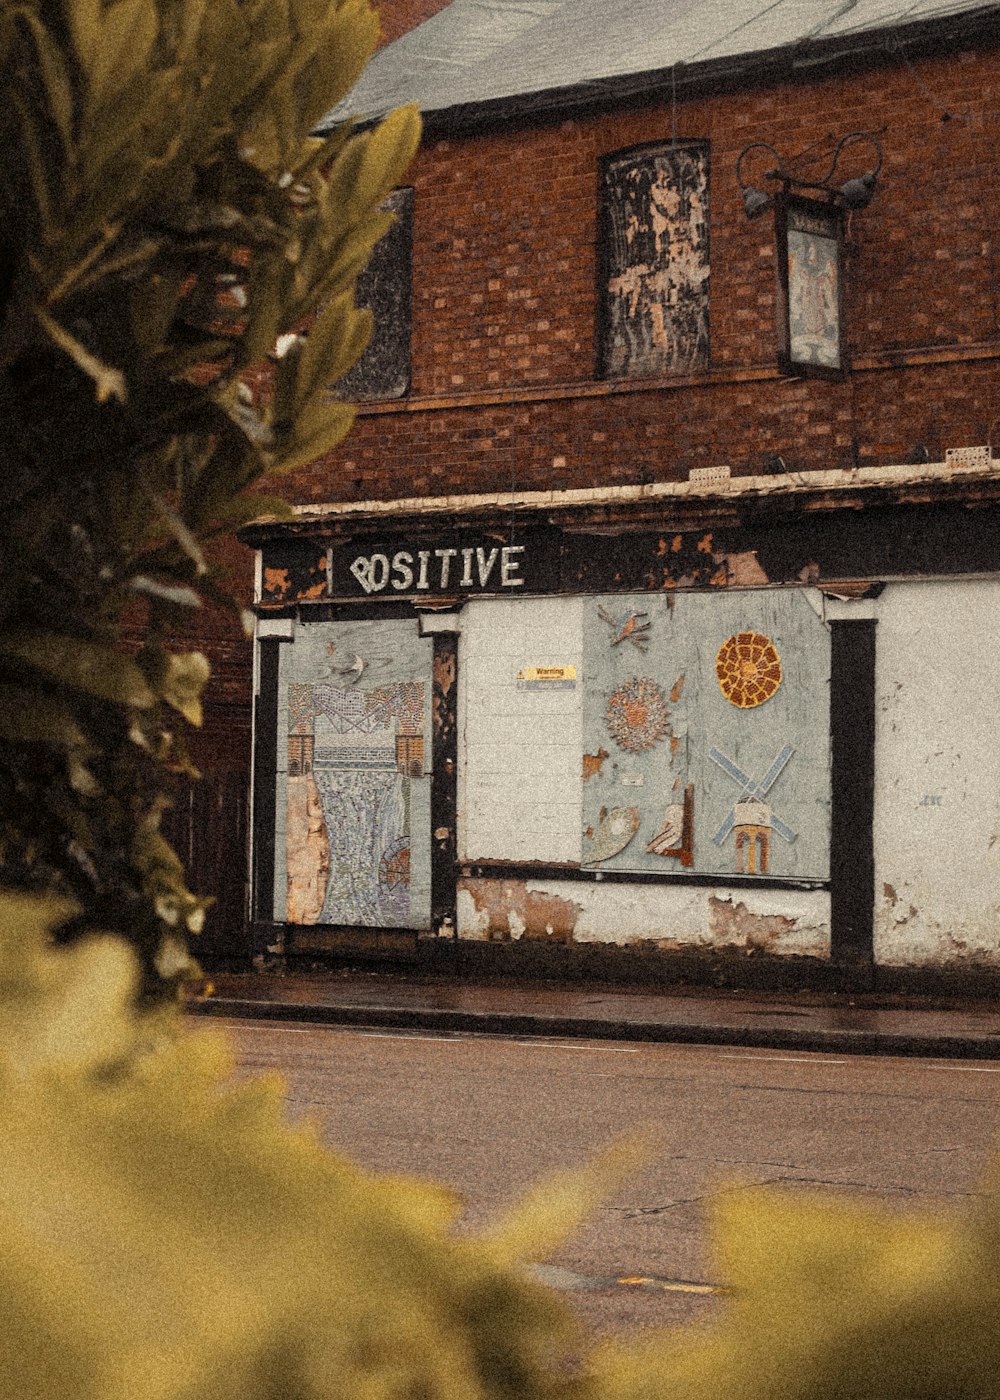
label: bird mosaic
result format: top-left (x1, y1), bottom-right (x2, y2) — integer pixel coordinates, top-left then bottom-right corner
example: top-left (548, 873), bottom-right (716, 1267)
top-left (597, 605), bottom-right (653, 653)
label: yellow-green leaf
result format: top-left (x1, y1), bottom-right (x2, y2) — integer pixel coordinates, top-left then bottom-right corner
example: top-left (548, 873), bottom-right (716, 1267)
top-left (18, 11), bottom-right (75, 155)
top-left (0, 686), bottom-right (87, 748)
top-left (0, 632), bottom-right (155, 708)
top-left (140, 649), bottom-right (211, 726)
top-left (36, 307), bottom-right (126, 404)
top-left (487, 1137), bottom-right (649, 1266)
top-left (349, 103), bottom-right (421, 221)
top-left (86, 0), bottom-right (158, 109)
top-left (270, 401), bottom-right (356, 474)
top-left (294, 291), bottom-right (370, 411)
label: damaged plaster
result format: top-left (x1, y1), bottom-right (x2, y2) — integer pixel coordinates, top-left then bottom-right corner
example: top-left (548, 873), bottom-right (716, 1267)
top-left (458, 880), bottom-right (583, 943)
top-left (458, 879), bottom-right (830, 957)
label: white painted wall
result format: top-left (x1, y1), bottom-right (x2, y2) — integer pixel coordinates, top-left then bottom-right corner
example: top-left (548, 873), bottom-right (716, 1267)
top-left (456, 579), bottom-right (1000, 968)
top-left (458, 596), bottom-right (583, 863)
top-left (456, 591), bottom-right (830, 958)
top-left (457, 879), bottom-right (830, 957)
top-left (873, 578), bottom-right (1000, 967)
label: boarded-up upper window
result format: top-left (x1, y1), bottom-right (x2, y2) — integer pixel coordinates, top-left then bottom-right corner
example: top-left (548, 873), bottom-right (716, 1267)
top-left (598, 143), bottom-right (709, 380)
top-left (335, 187), bottom-right (413, 402)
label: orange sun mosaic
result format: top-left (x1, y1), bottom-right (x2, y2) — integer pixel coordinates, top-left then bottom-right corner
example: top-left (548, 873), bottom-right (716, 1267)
top-left (716, 631), bottom-right (783, 708)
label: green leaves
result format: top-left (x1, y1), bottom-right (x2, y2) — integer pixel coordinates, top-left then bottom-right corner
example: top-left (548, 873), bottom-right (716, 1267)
top-left (592, 1175), bottom-right (1000, 1400)
top-left (0, 0), bottom-right (421, 989)
top-left (0, 686), bottom-right (87, 748)
top-left (0, 633), bottom-right (155, 710)
top-left (353, 104), bottom-right (422, 220)
top-left (35, 307), bottom-right (127, 404)
top-left (6, 891), bottom-right (1000, 1400)
top-left (87, 0), bottom-right (159, 111)
top-left (487, 1138), bottom-right (650, 1267)
top-left (139, 648), bottom-right (211, 726)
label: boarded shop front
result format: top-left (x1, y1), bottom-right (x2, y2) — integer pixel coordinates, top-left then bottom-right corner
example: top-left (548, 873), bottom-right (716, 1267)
top-left (245, 464), bottom-right (1000, 988)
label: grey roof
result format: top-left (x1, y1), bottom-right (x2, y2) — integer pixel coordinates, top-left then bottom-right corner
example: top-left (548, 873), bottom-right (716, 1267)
top-left (319, 0), bottom-right (1000, 131)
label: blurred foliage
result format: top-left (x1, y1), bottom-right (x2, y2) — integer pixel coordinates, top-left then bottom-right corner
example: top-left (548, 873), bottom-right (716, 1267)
top-left (0, 0), bottom-right (420, 994)
top-left (4, 888), bottom-right (1000, 1400)
top-left (596, 1166), bottom-right (1000, 1400)
top-left (0, 892), bottom-right (590, 1400)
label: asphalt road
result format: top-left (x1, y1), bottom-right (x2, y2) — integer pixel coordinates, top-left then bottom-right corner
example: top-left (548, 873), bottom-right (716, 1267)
top-left (220, 1017), bottom-right (1000, 1337)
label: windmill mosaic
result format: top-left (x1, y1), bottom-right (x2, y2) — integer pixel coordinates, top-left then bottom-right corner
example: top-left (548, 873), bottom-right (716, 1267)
top-left (709, 743), bottom-right (797, 874)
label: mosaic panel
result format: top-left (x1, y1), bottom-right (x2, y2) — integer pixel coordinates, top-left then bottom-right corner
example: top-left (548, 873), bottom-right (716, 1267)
top-left (605, 676), bottom-right (671, 753)
top-left (581, 590), bottom-right (831, 879)
top-left (715, 631), bottom-right (783, 708)
top-left (274, 619), bottom-right (432, 928)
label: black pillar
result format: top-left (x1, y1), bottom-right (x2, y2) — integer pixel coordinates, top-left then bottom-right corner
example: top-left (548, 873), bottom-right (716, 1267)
top-left (430, 632), bottom-right (459, 936)
top-left (251, 637), bottom-right (282, 952)
top-left (829, 618), bottom-right (877, 988)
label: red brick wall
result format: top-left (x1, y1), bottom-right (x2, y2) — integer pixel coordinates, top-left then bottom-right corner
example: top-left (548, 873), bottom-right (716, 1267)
top-left (374, 0), bottom-right (453, 46)
top-left (192, 36), bottom-right (1000, 758)
top-left (281, 41), bottom-right (1000, 505)
top-left (178, 26), bottom-right (1000, 940)
top-left (122, 533), bottom-right (255, 776)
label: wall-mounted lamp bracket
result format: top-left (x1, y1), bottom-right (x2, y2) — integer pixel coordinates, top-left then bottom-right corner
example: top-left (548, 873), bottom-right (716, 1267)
top-left (736, 131), bottom-right (884, 221)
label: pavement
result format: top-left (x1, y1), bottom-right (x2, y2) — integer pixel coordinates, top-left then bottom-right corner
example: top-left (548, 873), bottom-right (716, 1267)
top-left (184, 968), bottom-right (1000, 1059)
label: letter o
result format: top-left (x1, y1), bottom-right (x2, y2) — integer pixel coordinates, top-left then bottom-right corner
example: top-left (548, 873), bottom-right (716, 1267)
top-left (368, 552), bottom-right (389, 591)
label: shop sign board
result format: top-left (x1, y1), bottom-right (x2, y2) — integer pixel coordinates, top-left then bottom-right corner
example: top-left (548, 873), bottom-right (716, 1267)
top-left (330, 530), bottom-right (558, 599)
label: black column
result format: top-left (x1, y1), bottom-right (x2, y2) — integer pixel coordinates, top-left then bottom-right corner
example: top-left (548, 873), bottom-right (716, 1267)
top-left (829, 618), bottom-right (877, 988)
top-left (251, 637), bottom-right (282, 952)
top-left (430, 632), bottom-right (459, 937)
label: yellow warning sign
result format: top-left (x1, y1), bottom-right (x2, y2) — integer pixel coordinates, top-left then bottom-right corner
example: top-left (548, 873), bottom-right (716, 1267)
top-left (516, 665), bottom-right (577, 690)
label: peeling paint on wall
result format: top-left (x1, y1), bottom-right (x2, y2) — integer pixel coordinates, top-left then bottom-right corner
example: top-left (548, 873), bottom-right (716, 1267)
top-left (582, 746), bottom-right (609, 781)
top-left (457, 879), bottom-right (830, 957)
top-left (260, 542), bottom-right (329, 604)
top-left (715, 551), bottom-right (770, 587)
top-left (599, 142), bottom-right (709, 379)
top-left (708, 894), bottom-right (797, 952)
top-left (263, 567), bottom-right (290, 601)
top-left (432, 647), bottom-right (457, 734)
top-left (458, 879), bottom-right (583, 943)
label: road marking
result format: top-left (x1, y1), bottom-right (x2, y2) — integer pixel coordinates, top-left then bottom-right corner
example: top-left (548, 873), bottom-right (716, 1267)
top-left (616, 1276), bottom-right (725, 1295)
top-left (926, 1064), bottom-right (1000, 1073)
top-left (222, 1024), bottom-right (639, 1051)
top-left (508, 1041), bottom-right (639, 1054)
top-left (717, 1053), bottom-right (847, 1065)
top-left (227, 1025), bottom-right (312, 1033)
top-left (225, 1026), bottom-right (460, 1044)
top-left (530, 1263), bottom-right (726, 1295)
top-left (354, 1032), bottom-right (467, 1044)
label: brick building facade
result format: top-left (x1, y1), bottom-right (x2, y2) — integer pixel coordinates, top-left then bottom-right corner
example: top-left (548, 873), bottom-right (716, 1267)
top-left (203, 0), bottom-right (1000, 989)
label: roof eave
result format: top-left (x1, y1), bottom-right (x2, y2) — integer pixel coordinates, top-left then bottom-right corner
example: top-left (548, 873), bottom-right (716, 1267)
top-left (316, 2), bottom-right (1000, 139)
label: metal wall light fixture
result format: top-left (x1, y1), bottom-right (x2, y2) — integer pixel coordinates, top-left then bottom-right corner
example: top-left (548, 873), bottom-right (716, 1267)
top-left (735, 132), bottom-right (883, 380)
top-left (735, 131), bottom-right (884, 220)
